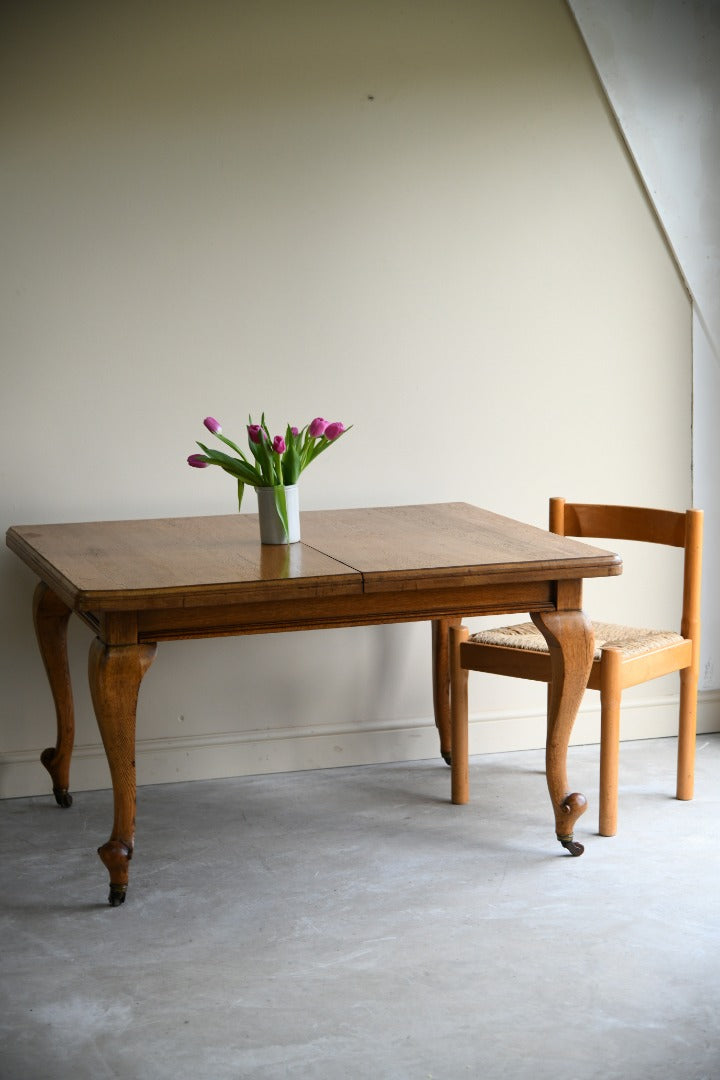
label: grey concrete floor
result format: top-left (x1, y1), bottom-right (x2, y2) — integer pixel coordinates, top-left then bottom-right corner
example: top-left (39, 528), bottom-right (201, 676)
top-left (2, 735), bottom-right (719, 1080)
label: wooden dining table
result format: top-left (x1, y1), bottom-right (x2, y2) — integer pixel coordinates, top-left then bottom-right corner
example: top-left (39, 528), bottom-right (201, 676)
top-left (6, 502), bottom-right (621, 905)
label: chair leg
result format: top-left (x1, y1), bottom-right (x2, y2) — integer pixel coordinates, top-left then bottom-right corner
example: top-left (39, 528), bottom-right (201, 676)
top-left (449, 625), bottom-right (469, 805)
top-left (676, 664), bottom-right (698, 801)
top-left (598, 649), bottom-right (623, 837)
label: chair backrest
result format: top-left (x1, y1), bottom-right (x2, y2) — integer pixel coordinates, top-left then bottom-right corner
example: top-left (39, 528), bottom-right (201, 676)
top-left (549, 497), bottom-right (703, 642)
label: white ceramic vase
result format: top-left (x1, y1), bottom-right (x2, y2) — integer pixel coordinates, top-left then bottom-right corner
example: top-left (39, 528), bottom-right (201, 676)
top-left (255, 484), bottom-right (300, 544)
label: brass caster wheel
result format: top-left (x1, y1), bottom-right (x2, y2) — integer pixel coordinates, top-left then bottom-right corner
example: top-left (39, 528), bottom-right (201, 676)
top-left (108, 884), bottom-right (127, 907)
top-left (558, 836), bottom-right (584, 857)
top-left (53, 787), bottom-right (73, 808)
top-left (441, 750), bottom-right (452, 766)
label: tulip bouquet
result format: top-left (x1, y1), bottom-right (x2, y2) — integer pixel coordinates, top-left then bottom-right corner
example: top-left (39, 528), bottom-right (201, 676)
top-left (188, 415), bottom-right (349, 537)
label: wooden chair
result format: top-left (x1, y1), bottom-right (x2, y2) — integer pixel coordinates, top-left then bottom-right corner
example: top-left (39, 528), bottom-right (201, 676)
top-left (451, 498), bottom-right (703, 836)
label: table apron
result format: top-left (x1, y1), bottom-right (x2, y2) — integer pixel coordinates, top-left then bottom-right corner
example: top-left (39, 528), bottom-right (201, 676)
top-left (75, 580), bottom-right (574, 644)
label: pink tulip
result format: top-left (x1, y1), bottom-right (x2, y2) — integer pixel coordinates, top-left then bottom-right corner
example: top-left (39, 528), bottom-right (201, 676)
top-left (290, 426), bottom-right (299, 436)
top-left (272, 435), bottom-right (286, 454)
top-left (324, 421), bottom-right (345, 441)
top-left (308, 417), bottom-right (328, 438)
top-left (187, 454), bottom-right (209, 468)
top-left (203, 416), bottom-right (221, 434)
top-left (247, 424), bottom-right (263, 444)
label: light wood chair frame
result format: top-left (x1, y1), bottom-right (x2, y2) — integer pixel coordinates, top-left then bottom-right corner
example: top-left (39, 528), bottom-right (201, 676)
top-left (452, 498), bottom-right (703, 836)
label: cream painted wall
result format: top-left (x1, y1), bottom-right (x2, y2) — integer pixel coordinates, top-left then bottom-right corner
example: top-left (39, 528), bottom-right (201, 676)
top-left (1, 0), bottom-right (707, 799)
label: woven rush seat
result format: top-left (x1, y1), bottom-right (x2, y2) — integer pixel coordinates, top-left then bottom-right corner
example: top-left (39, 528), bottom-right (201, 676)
top-left (470, 620), bottom-right (684, 661)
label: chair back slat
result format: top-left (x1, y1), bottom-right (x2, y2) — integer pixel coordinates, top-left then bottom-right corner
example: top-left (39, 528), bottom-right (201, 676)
top-left (556, 501), bottom-right (687, 548)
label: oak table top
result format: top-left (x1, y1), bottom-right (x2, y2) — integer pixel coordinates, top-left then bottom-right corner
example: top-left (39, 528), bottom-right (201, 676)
top-left (6, 502), bottom-right (622, 904)
top-left (7, 500), bottom-right (619, 610)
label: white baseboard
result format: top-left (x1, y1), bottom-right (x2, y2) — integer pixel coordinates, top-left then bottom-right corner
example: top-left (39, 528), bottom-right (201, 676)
top-left (469, 689), bottom-right (720, 755)
top-left (2, 690), bottom-right (718, 800)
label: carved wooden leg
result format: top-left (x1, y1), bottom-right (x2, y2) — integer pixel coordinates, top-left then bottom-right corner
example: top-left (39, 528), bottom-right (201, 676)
top-left (432, 617), bottom-right (460, 765)
top-left (88, 638), bottom-right (157, 906)
top-left (531, 608), bottom-right (594, 856)
top-left (32, 582), bottom-right (75, 807)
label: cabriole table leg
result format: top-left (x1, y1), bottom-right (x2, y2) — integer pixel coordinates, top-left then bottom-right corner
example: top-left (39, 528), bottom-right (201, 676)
top-left (33, 582), bottom-right (75, 808)
top-left (431, 617), bottom-right (460, 765)
top-left (531, 608), bottom-right (594, 856)
top-left (88, 637), bottom-right (157, 906)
